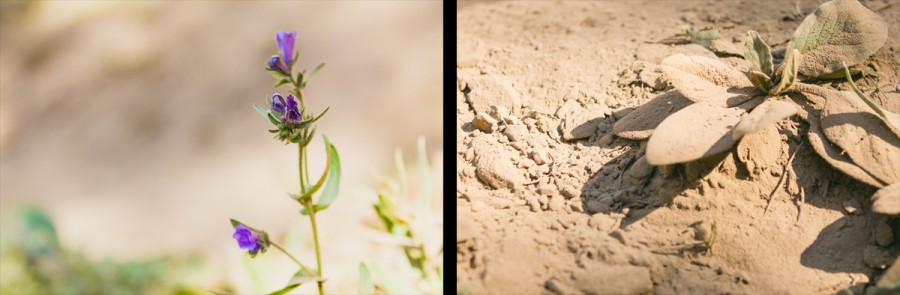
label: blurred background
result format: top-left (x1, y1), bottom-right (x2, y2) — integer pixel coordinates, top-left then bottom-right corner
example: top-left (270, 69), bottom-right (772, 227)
top-left (0, 1), bottom-right (443, 294)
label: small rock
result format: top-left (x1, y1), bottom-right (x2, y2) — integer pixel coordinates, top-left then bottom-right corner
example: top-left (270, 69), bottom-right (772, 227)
top-left (874, 219), bottom-right (894, 247)
top-left (489, 105), bottom-right (509, 122)
top-left (460, 76), bottom-right (522, 114)
top-left (460, 190), bottom-right (488, 201)
top-left (538, 184), bottom-right (558, 196)
top-left (570, 201), bottom-right (584, 213)
top-left (474, 148), bottom-right (526, 190)
top-left (511, 141), bottom-right (527, 151)
top-left (693, 221), bottom-right (711, 241)
top-left (843, 199), bottom-right (863, 215)
top-left (872, 183), bottom-right (900, 215)
top-left (503, 115), bottom-right (521, 125)
top-left (532, 149), bottom-right (552, 165)
top-left (549, 196), bottom-right (566, 212)
top-left (473, 113), bottom-right (498, 133)
top-left (561, 186), bottom-right (581, 200)
top-left (525, 195), bottom-right (541, 212)
top-left (503, 124), bottom-right (528, 142)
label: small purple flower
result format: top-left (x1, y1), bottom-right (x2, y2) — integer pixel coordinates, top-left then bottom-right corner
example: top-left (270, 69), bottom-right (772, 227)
top-left (276, 30), bottom-right (297, 66)
top-left (267, 55), bottom-right (290, 76)
top-left (232, 224), bottom-right (262, 254)
top-left (270, 93), bottom-right (286, 113)
top-left (283, 94), bottom-right (302, 124)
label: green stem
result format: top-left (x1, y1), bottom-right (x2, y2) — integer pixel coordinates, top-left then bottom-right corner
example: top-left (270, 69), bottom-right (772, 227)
top-left (844, 63), bottom-right (887, 119)
top-left (271, 242), bottom-right (313, 275)
top-left (306, 200), bottom-right (325, 295)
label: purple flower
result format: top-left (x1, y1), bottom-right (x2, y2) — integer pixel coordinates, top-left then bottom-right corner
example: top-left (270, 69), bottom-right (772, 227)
top-left (267, 55), bottom-right (290, 76)
top-left (276, 30), bottom-right (297, 66)
top-left (270, 93), bottom-right (286, 113)
top-left (232, 224), bottom-right (262, 254)
top-left (283, 94), bottom-right (302, 124)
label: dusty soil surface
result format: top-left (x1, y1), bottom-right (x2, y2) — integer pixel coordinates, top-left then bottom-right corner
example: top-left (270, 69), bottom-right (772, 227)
top-left (456, 1), bottom-right (900, 294)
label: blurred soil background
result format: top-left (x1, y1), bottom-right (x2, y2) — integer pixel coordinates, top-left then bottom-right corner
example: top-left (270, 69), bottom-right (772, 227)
top-left (0, 1), bottom-right (443, 294)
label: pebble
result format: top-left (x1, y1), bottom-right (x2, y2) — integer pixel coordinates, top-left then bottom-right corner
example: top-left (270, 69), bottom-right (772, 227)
top-left (561, 186), bottom-right (580, 199)
top-left (473, 113), bottom-right (497, 133)
top-left (531, 149), bottom-right (552, 165)
top-left (470, 200), bottom-right (487, 212)
top-left (504, 124), bottom-right (527, 142)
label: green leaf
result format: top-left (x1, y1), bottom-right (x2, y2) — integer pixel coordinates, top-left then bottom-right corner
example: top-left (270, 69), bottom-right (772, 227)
top-left (254, 104), bottom-right (270, 119)
top-left (314, 136), bottom-right (341, 211)
top-left (287, 268), bottom-right (324, 287)
top-left (229, 218), bottom-right (242, 229)
top-left (744, 30), bottom-right (774, 77)
top-left (267, 112), bottom-right (282, 126)
top-left (293, 147), bottom-right (332, 205)
top-left (359, 263), bottom-right (375, 294)
top-left (748, 70), bottom-right (773, 94)
top-left (266, 68), bottom-right (292, 82)
top-left (771, 49), bottom-right (801, 95)
top-left (275, 78), bottom-right (291, 88)
top-left (787, 0), bottom-right (888, 77)
top-left (266, 284), bottom-right (300, 295)
top-left (684, 25), bottom-right (719, 50)
top-left (307, 63), bottom-right (325, 82)
top-left (296, 71), bottom-right (305, 88)
top-left (299, 107), bottom-right (331, 129)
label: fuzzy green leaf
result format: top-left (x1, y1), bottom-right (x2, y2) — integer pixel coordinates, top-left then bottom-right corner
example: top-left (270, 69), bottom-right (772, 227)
top-left (314, 136), bottom-right (341, 211)
top-left (266, 68), bottom-right (292, 82)
top-left (685, 26), bottom-right (720, 50)
top-left (267, 112), bottom-right (282, 126)
top-left (787, 0), bottom-right (888, 77)
top-left (771, 49), bottom-right (801, 95)
top-left (307, 63), bottom-right (325, 82)
top-left (359, 263), bottom-right (375, 294)
top-left (744, 30), bottom-right (774, 77)
top-left (286, 268), bottom-right (324, 287)
top-left (748, 71), bottom-right (773, 94)
top-left (254, 104), bottom-right (270, 119)
top-left (275, 78), bottom-right (291, 88)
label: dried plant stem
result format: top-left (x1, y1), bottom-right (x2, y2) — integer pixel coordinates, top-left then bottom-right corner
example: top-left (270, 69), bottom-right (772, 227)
top-left (765, 143), bottom-right (803, 213)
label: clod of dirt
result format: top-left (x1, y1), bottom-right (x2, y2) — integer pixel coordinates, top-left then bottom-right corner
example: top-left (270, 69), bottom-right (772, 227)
top-left (473, 113), bottom-right (498, 133)
top-left (646, 102), bottom-right (745, 165)
top-left (531, 149), bottom-right (552, 166)
top-left (560, 103), bottom-right (610, 141)
top-left (574, 264), bottom-right (653, 295)
top-left (462, 75), bottom-right (523, 115)
top-left (638, 64), bottom-right (668, 90)
top-left (661, 54), bottom-right (757, 107)
top-left (472, 138), bottom-right (526, 190)
top-left (731, 99), bottom-right (797, 140)
top-left (612, 91), bottom-right (693, 140)
top-left (503, 124), bottom-right (527, 142)
top-left (788, 0), bottom-right (888, 77)
top-left (736, 125), bottom-right (782, 179)
top-left (871, 183), bottom-right (900, 215)
top-left (821, 89), bottom-right (900, 186)
top-left (874, 218), bottom-right (894, 247)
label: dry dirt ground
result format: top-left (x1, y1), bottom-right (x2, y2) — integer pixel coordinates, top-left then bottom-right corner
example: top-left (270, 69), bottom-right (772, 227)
top-left (456, 1), bottom-right (900, 294)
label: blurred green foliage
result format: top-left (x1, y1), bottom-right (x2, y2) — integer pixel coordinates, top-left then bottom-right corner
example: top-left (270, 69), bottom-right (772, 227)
top-left (0, 206), bottom-right (207, 295)
top-left (361, 137), bottom-right (442, 294)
